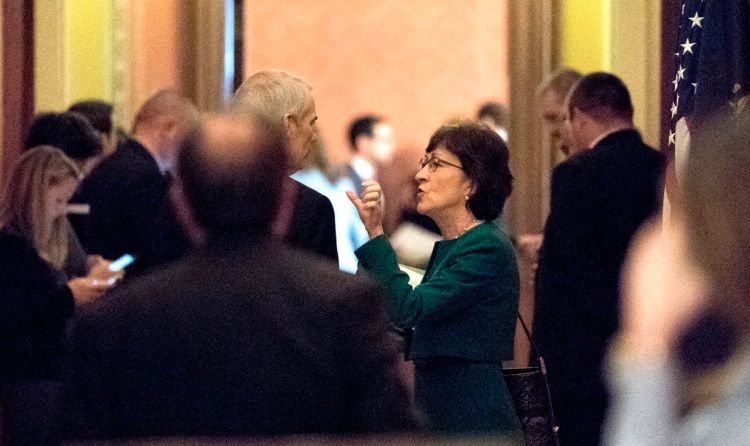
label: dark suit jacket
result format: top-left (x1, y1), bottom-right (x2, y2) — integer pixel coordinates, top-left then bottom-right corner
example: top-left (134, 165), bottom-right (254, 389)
top-left (533, 129), bottom-right (664, 409)
top-left (78, 138), bottom-right (188, 274)
top-left (61, 235), bottom-right (414, 440)
top-left (286, 178), bottom-right (338, 263)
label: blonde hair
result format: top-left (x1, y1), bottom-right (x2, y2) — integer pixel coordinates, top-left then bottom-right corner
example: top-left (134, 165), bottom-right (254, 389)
top-left (0, 146), bottom-right (82, 268)
top-left (229, 69), bottom-right (313, 126)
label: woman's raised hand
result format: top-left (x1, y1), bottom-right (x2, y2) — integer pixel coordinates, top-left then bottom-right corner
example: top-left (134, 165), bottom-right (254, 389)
top-left (346, 180), bottom-right (385, 239)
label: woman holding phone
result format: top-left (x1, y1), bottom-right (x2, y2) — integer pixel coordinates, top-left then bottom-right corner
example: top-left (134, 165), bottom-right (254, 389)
top-left (0, 146), bottom-right (119, 444)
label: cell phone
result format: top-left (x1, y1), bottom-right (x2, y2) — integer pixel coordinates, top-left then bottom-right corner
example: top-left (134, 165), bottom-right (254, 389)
top-left (108, 254), bottom-right (135, 272)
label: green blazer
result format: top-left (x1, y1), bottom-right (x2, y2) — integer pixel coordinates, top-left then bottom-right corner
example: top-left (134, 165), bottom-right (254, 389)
top-left (355, 221), bottom-right (519, 362)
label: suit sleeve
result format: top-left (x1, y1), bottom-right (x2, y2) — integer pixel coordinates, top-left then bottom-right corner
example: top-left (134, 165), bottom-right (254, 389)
top-left (356, 234), bottom-right (512, 328)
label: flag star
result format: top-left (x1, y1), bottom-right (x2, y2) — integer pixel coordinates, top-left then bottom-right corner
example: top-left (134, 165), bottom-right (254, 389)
top-left (681, 3), bottom-right (685, 15)
top-left (692, 82), bottom-right (698, 93)
top-left (681, 38), bottom-right (696, 55)
top-left (673, 76), bottom-right (680, 91)
top-left (671, 102), bottom-right (678, 118)
top-left (688, 12), bottom-right (704, 28)
top-left (677, 65), bottom-right (686, 80)
top-left (668, 129), bottom-right (676, 146)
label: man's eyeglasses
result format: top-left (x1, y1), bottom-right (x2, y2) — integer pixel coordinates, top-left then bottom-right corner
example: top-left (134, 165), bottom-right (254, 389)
top-left (419, 156), bottom-right (463, 172)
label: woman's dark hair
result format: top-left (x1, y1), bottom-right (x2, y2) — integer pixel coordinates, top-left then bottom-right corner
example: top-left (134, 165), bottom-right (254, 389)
top-left (425, 121), bottom-right (513, 220)
top-left (24, 112), bottom-right (102, 161)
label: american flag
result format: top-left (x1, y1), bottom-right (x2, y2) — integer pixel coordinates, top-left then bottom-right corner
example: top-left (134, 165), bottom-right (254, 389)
top-left (669, 0), bottom-right (750, 157)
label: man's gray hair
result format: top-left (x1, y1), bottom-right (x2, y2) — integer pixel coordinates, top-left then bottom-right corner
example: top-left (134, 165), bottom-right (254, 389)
top-left (229, 69), bottom-right (313, 126)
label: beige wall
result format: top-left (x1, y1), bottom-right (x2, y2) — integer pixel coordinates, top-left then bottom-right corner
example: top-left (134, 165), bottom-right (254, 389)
top-left (244, 0), bottom-right (509, 164)
top-left (126, 0), bottom-right (182, 126)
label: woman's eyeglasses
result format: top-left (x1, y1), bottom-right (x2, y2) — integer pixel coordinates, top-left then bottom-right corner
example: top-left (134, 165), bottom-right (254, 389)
top-left (419, 156), bottom-right (463, 172)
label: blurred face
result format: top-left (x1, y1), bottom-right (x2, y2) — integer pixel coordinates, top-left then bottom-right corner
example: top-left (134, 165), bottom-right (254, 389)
top-left (45, 176), bottom-right (78, 225)
top-left (371, 123), bottom-right (396, 163)
top-left (414, 146), bottom-right (472, 225)
top-left (286, 96), bottom-right (318, 171)
top-left (540, 89), bottom-right (571, 156)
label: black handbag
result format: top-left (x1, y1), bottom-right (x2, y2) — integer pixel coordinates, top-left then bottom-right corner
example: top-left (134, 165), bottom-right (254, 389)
top-left (503, 315), bottom-right (560, 446)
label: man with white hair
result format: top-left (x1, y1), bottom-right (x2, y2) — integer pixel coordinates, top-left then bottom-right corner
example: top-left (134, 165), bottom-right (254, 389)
top-left (230, 70), bottom-right (338, 262)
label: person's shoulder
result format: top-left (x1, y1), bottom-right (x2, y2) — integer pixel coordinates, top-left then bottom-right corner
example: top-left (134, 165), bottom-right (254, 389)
top-left (459, 221), bottom-right (514, 255)
top-left (641, 141), bottom-right (666, 164)
top-left (282, 244), bottom-right (371, 286)
top-left (0, 230), bottom-right (32, 258)
top-left (84, 146), bottom-right (149, 190)
top-left (0, 229), bottom-right (23, 245)
top-left (551, 154), bottom-right (590, 184)
top-left (294, 179), bottom-right (333, 207)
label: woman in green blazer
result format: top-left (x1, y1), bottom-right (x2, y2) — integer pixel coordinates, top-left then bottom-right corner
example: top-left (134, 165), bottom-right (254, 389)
top-left (347, 122), bottom-right (521, 436)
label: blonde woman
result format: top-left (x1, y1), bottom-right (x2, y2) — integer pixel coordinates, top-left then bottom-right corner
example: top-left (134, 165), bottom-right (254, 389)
top-left (0, 146), bottom-right (116, 444)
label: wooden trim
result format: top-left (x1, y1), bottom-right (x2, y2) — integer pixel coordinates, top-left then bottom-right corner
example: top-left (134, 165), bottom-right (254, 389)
top-left (507, 1), bottom-right (555, 367)
top-left (2, 0), bottom-right (34, 182)
top-left (179, 0), bottom-right (225, 112)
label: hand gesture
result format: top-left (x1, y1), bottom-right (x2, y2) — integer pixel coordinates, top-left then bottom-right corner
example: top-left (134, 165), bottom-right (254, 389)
top-left (346, 180), bottom-right (385, 239)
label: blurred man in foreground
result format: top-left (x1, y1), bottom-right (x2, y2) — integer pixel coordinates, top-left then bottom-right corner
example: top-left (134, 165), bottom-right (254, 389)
top-left (60, 112), bottom-right (415, 440)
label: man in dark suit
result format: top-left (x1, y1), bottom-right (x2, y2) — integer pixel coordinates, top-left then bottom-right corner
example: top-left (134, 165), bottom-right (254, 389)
top-left (230, 70), bottom-right (338, 263)
top-left (78, 90), bottom-right (198, 274)
top-left (532, 73), bottom-right (665, 446)
top-left (60, 113), bottom-right (415, 441)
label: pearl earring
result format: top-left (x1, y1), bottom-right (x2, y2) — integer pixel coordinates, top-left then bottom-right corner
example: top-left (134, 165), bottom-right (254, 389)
top-left (464, 195), bottom-right (469, 201)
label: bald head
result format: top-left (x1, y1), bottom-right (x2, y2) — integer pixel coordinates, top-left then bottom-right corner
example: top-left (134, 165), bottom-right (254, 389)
top-left (177, 113), bottom-right (287, 237)
top-left (132, 89), bottom-right (199, 171)
top-left (134, 90), bottom-right (198, 131)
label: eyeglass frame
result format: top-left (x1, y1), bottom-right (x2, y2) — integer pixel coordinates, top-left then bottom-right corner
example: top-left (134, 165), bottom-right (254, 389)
top-left (418, 155), bottom-right (464, 172)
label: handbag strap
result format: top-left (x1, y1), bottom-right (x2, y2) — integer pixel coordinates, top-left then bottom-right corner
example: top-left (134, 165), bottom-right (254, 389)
top-left (515, 313), bottom-right (546, 375)
top-left (514, 312), bottom-right (561, 442)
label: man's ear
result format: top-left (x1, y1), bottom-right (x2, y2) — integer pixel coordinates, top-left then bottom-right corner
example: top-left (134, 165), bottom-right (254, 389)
top-left (283, 113), bottom-right (295, 131)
